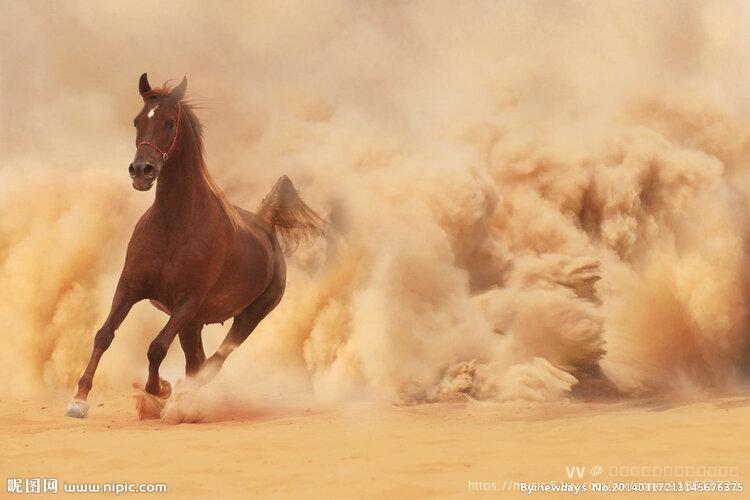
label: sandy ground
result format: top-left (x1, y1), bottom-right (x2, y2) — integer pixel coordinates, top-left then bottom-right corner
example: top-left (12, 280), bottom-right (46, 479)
top-left (2, 393), bottom-right (749, 499)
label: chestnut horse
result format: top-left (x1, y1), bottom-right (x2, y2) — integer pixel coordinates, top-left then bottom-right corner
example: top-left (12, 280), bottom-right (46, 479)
top-left (66, 73), bottom-right (325, 418)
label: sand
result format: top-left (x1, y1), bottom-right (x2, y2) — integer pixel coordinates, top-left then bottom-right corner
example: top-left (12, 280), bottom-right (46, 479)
top-left (2, 393), bottom-right (748, 499)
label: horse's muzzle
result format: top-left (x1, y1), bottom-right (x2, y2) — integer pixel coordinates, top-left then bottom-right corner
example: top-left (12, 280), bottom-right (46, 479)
top-left (132, 180), bottom-right (154, 191)
top-left (129, 162), bottom-right (158, 191)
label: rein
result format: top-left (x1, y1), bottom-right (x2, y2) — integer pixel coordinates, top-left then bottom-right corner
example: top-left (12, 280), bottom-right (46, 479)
top-left (137, 104), bottom-right (182, 161)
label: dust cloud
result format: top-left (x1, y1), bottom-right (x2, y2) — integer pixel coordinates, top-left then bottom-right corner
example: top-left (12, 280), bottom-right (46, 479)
top-left (2, 1), bottom-right (750, 407)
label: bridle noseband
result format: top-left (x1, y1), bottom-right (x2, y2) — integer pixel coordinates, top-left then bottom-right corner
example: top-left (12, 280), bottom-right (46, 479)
top-left (137, 104), bottom-right (182, 161)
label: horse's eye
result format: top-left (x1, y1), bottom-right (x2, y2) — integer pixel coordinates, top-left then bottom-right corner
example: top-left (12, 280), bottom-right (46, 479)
top-left (165, 120), bottom-right (175, 129)
top-left (133, 119), bottom-right (137, 127)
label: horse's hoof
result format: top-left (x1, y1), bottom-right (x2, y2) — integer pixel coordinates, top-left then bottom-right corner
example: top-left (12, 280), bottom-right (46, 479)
top-left (159, 378), bottom-right (172, 399)
top-left (66, 400), bottom-right (89, 418)
top-left (134, 390), bottom-right (169, 420)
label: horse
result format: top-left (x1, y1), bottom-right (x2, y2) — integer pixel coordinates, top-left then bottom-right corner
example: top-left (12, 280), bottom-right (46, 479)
top-left (66, 73), bottom-right (325, 418)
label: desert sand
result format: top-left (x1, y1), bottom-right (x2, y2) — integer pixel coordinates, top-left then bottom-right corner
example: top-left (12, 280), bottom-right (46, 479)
top-left (3, 393), bottom-right (748, 499)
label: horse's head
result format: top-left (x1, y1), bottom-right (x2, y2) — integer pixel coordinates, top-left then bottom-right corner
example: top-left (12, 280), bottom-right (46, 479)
top-left (129, 73), bottom-right (187, 191)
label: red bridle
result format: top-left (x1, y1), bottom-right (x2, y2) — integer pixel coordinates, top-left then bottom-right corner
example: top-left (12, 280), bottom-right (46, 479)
top-left (137, 104), bottom-right (182, 161)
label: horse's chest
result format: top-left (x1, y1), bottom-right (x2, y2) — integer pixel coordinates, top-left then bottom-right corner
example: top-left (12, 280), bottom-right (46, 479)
top-left (135, 228), bottom-right (223, 299)
top-left (158, 239), bottom-right (216, 280)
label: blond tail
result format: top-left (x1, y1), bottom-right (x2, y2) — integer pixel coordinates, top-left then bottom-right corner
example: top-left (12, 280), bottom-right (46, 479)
top-left (257, 175), bottom-right (327, 254)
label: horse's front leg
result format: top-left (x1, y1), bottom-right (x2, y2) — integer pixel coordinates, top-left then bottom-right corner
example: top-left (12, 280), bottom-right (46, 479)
top-left (145, 300), bottom-right (199, 396)
top-left (66, 283), bottom-right (139, 418)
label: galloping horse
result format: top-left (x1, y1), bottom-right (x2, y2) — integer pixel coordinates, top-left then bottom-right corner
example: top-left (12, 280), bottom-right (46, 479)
top-left (66, 74), bottom-right (325, 418)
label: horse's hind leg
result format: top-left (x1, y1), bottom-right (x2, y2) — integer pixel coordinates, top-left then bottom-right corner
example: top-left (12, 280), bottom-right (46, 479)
top-left (193, 282), bottom-right (284, 386)
top-left (178, 322), bottom-right (206, 377)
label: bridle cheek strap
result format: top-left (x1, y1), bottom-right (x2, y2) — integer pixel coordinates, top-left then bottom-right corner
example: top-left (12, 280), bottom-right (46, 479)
top-left (137, 105), bottom-right (181, 161)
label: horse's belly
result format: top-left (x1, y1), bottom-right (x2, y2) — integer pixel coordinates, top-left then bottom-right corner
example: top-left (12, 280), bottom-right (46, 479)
top-left (196, 274), bottom-right (269, 324)
top-left (149, 299), bottom-right (171, 315)
top-left (149, 288), bottom-right (260, 325)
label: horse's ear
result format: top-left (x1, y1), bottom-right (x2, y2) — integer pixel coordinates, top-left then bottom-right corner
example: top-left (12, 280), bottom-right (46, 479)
top-left (171, 76), bottom-right (187, 101)
top-left (139, 73), bottom-right (151, 96)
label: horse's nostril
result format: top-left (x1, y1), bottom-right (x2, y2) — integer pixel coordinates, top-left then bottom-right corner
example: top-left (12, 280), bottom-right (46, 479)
top-left (144, 164), bottom-right (155, 176)
top-left (128, 164), bottom-right (136, 177)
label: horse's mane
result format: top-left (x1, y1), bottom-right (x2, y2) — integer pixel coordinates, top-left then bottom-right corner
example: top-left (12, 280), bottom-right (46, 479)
top-left (151, 83), bottom-right (245, 230)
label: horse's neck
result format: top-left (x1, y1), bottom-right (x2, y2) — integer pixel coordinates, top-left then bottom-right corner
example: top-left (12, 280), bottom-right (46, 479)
top-left (153, 122), bottom-right (215, 224)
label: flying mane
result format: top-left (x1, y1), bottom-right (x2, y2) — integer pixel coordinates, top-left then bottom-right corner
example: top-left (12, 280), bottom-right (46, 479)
top-left (151, 83), bottom-right (245, 230)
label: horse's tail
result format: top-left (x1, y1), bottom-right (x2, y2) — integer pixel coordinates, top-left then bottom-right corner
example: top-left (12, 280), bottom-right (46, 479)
top-left (257, 175), bottom-right (327, 254)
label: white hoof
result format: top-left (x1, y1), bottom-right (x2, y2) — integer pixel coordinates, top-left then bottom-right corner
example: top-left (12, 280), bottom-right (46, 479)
top-left (66, 399), bottom-right (89, 418)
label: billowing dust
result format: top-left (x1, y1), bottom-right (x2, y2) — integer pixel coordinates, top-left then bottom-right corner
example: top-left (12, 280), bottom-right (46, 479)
top-left (2, 1), bottom-right (750, 419)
